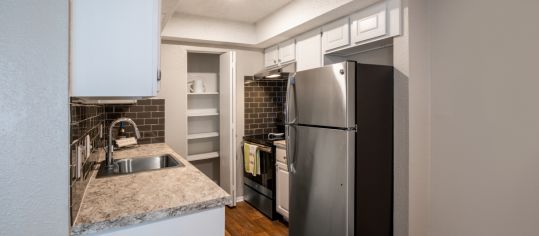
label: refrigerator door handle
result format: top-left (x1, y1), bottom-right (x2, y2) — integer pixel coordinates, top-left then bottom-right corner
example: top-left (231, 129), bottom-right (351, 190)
top-left (285, 73), bottom-right (297, 173)
top-left (285, 73), bottom-right (297, 125)
top-left (285, 124), bottom-right (297, 173)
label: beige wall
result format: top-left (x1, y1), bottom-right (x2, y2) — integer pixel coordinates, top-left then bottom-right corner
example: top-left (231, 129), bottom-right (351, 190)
top-left (395, 0), bottom-right (539, 235)
top-left (159, 44), bottom-right (188, 157)
top-left (235, 50), bottom-right (264, 198)
top-left (429, 0), bottom-right (539, 235)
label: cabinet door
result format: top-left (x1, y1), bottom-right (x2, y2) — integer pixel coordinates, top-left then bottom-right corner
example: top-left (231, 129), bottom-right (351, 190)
top-left (264, 45), bottom-right (278, 68)
top-left (322, 17), bottom-right (350, 52)
top-left (276, 148), bottom-right (287, 164)
top-left (71, 0), bottom-right (160, 97)
top-left (296, 28), bottom-right (322, 71)
top-left (350, 2), bottom-right (387, 44)
top-left (276, 162), bottom-right (289, 220)
top-left (278, 39), bottom-right (296, 64)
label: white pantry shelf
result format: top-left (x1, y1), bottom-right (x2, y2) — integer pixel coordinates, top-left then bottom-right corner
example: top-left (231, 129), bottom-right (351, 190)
top-left (188, 92), bottom-right (219, 95)
top-left (187, 132), bottom-right (219, 140)
top-left (187, 152), bottom-right (220, 162)
top-left (187, 109), bottom-right (219, 117)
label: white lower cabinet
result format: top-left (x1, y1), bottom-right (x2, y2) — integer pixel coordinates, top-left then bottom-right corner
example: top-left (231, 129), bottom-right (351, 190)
top-left (276, 148), bottom-right (289, 220)
top-left (95, 207), bottom-right (224, 236)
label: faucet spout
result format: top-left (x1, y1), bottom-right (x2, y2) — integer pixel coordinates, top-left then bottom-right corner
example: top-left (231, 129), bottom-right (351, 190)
top-left (106, 117), bottom-right (140, 168)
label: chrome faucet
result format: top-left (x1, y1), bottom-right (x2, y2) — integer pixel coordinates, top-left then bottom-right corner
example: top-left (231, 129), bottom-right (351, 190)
top-left (106, 118), bottom-right (141, 168)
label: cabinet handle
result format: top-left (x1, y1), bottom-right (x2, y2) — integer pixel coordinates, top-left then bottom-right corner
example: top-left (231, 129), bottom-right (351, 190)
top-left (278, 59), bottom-right (282, 63)
top-left (273, 60), bottom-right (277, 64)
top-left (157, 70), bottom-right (161, 81)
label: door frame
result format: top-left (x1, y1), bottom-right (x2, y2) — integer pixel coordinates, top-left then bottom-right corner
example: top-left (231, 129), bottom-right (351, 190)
top-left (184, 47), bottom-right (237, 206)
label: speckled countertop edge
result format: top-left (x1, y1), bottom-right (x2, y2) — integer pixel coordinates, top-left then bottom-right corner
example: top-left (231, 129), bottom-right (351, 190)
top-left (71, 143), bottom-right (232, 236)
top-left (72, 197), bottom-right (230, 235)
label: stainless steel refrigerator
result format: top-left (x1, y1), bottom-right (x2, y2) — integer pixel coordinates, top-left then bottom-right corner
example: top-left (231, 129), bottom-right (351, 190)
top-left (285, 61), bottom-right (394, 236)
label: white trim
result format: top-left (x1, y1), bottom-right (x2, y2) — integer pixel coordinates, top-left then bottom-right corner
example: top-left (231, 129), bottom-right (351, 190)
top-left (229, 51), bottom-right (238, 206)
top-left (236, 196), bottom-right (244, 203)
top-left (187, 132), bottom-right (219, 140)
top-left (187, 152), bottom-right (220, 161)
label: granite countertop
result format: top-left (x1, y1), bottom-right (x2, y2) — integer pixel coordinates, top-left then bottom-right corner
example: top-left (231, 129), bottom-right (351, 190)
top-left (71, 143), bottom-right (231, 236)
top-left (274, 140), bottom-right (286, 149)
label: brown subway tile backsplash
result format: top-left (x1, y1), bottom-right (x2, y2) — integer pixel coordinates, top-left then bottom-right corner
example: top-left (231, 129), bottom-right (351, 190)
top-left (69, 102), bottom-right (104, 224)
top-left (103, 99), bottom-right (165, 145)
top-left (244, 77), bottom-right (287, 136)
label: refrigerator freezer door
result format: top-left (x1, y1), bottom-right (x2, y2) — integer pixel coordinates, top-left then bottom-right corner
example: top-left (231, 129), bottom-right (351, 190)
top-left (294, 61), bottom-right (355, 128)
top-left (289, 125), bottom-right (355, 236)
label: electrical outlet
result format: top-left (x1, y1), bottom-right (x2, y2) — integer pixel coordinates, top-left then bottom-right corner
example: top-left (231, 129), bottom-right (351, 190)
top-left (85, 135), bottom-right (91, 158)
top-left (99, 124), bottom-right (103, 139)
top-left (76, 145), bottom-right (83, 179)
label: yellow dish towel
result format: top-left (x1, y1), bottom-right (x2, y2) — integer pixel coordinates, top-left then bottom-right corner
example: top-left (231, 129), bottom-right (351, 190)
top-left (244, 143), bottom-right (250, 173)
top-left (244, 143), bottom-right (258, 176)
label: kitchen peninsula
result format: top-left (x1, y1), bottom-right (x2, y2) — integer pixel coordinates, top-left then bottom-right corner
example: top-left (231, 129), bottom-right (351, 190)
top-left (71, 143), bottom-right (231, 236)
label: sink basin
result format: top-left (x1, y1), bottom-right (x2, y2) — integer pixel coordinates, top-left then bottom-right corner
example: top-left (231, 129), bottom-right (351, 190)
top-left (96, 154), bottom-right (184, 178)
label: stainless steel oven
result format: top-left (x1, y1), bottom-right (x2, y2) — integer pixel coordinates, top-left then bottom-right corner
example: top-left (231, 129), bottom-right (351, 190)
top-left (242, 140), bottom-right (277, 219)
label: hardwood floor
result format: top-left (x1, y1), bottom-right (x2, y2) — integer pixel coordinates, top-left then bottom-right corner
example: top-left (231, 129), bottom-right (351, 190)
top-left (225, 202), bottom-right (288, 236)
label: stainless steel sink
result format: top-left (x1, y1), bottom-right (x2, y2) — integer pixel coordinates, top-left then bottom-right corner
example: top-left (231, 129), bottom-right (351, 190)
top-left (96, 154), bottom-right (184, 178)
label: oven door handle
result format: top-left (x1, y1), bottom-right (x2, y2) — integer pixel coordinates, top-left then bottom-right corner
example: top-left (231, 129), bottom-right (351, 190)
top-left (243, 141), bottom-right (272, 153)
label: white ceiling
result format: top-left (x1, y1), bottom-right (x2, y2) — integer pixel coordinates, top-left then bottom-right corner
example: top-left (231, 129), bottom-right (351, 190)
top-left (174, 0), bottom-right (293, 23)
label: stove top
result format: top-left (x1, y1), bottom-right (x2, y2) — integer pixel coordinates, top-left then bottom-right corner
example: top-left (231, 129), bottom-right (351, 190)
top-left (243, 133), bottom-right (285, 147)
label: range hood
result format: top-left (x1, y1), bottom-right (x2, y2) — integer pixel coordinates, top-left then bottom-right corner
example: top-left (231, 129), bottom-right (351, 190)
top-left (72, 97), bottom-right (138, 105)
top-left (253, 62), bottom-right (296, 80)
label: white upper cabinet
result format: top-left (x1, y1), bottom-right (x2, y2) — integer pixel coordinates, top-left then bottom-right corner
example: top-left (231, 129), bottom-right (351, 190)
top-left (278, 39), bottom-right (296, 64)
top-left (266, 0), bottom-right (401, 67)
top-left (265, 40), bottom-right (296, 68)
top-left (264, 45), bottom-right (279, 68)
top-left (351, 2), bottom-right (387, 44)
top-left (296, 28), bottom-right (322, 71)
top-left (322, 17), bottom-right (350, 52)
top-left (70, 0), bottom-right (161, 98)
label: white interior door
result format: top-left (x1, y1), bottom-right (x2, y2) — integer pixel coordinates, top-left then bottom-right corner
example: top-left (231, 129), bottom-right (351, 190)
top-left (219, 51), bottom-right (237, 206)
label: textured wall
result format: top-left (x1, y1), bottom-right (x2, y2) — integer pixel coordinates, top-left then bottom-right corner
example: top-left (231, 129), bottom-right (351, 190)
top-left (0, 0), bottom-right (70, 235)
